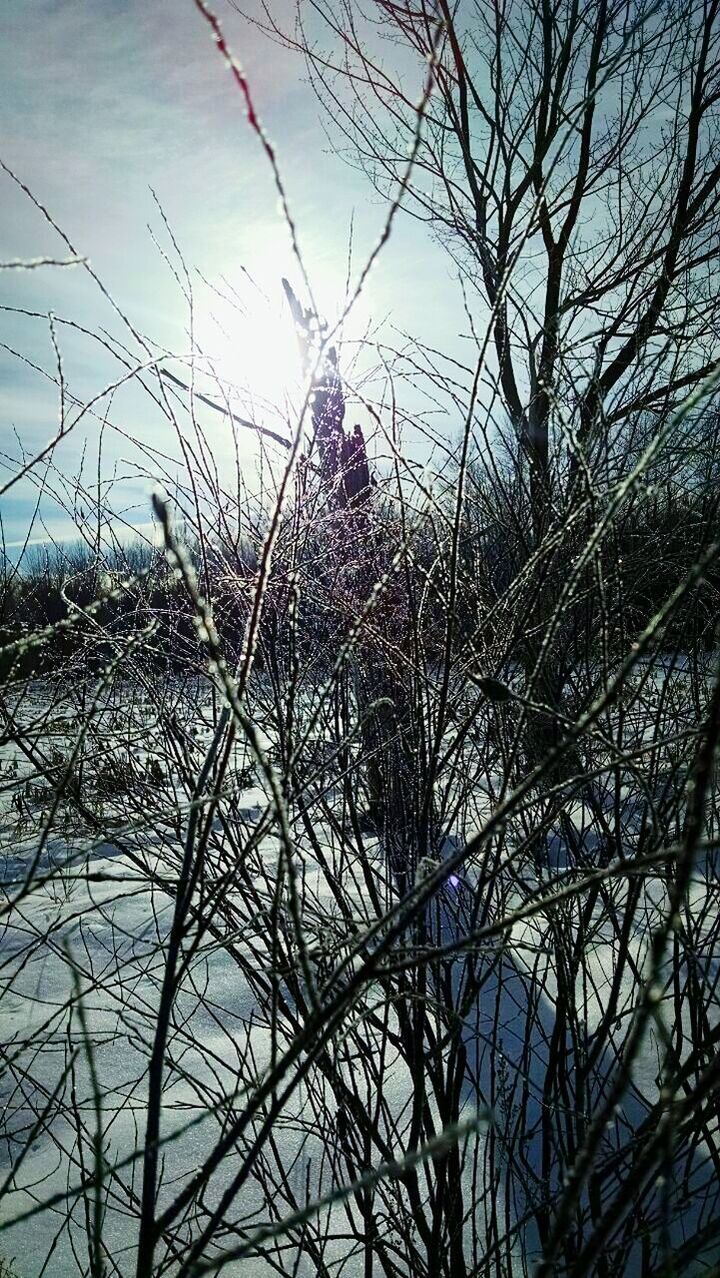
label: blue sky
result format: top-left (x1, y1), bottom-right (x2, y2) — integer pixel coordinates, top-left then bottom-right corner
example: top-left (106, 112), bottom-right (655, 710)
top-left (1, 0), bottom-right (460, 554)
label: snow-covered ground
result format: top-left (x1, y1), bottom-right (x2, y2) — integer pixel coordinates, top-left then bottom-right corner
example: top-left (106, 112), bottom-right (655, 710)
top-left (1, 665), bottom-right (719, 1277)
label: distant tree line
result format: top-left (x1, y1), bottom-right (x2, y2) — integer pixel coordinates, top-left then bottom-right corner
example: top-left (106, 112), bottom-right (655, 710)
top-left (2, 459), bottom-right (717, 686)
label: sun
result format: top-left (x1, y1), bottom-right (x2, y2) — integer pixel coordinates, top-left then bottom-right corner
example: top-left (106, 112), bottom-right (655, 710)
top-left (193, 271), bottom-right (305, 432)
top-left (190, 234), bottom-right (365, 454)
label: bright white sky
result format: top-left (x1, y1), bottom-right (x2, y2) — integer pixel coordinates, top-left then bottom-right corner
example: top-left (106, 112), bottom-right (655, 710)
top-left (1, 0), bottom-right (461, 552)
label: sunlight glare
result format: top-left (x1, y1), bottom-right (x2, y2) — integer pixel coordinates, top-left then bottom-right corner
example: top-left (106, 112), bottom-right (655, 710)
top-left (196, 274), bottom-right (303, 414)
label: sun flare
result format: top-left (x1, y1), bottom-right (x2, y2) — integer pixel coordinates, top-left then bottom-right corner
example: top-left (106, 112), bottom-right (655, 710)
top-left (195, 274), bottom-right (305, 421)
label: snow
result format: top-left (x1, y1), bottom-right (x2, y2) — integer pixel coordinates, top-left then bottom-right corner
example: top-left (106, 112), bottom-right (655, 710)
top-left (1, 664), bottom-right (718, 1276)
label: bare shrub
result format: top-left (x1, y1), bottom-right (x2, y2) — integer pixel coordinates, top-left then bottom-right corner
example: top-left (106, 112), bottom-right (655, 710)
top-left (1, 4), bottom-right (720, 1277)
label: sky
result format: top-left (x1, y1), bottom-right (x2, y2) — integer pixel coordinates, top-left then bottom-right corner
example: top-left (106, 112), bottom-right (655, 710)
top-left (0, 0), bottom-right (460, 555)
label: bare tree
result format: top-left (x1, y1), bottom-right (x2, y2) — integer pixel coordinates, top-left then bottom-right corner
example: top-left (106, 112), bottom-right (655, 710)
top-left (248, 0), bottom-right (720, 754)
top-left (256, 0), bottom-right (720, 488)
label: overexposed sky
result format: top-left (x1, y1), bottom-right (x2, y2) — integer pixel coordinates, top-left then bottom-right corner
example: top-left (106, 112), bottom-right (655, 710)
top-left (1, 0), bottom-right (460, 551)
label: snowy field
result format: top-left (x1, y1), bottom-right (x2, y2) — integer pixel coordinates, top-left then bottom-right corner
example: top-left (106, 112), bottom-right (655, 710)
top-left (1, 660), bottom-right (719, 1277)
